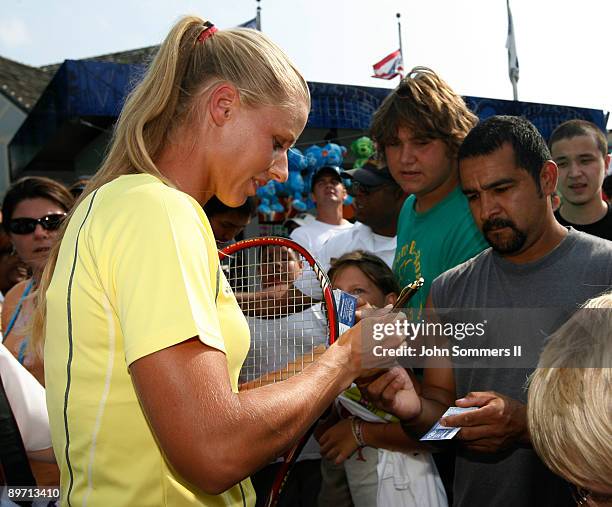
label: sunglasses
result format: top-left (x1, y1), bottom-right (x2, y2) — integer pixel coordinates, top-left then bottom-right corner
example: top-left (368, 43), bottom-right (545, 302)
top-left (347, 181), bottom-right (389, 197)
top-left (8, 213), bottom-right (66, 235)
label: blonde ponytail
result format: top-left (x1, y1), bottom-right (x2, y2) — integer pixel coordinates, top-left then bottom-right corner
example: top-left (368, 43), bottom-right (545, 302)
top-left (30, 15), bottom-right (310, 357)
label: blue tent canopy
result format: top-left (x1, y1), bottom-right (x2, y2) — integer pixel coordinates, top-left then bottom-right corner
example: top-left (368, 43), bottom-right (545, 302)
top-left (8, 59), bottom-right (609, 176)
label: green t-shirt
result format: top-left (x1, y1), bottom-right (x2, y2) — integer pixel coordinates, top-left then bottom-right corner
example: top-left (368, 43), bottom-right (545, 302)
top-left (393, 186), bottom-right (488, 316)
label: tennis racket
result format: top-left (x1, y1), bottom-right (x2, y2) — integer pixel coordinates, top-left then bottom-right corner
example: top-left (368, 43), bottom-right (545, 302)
top-left (219, 236), bottom-right (339, 506)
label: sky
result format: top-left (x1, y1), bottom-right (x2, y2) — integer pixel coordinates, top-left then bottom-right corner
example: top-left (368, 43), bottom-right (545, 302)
top-left (1, 0), bottom-right (611, 127)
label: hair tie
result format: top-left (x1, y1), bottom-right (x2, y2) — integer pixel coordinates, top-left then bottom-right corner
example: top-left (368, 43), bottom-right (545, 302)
top-left (197, 21), bottom-right (218, 43)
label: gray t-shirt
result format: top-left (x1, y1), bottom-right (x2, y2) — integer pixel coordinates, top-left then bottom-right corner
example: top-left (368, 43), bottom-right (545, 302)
top-left (430, 228), bottom-right (612, 507)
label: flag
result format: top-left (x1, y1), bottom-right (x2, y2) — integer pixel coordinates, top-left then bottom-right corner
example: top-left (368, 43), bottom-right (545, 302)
top-left (238, 17), bottom-right (257, 29)
top-left (506, 0), bottom-right (519, 84)
top-left (372, 49), bottom-right (404, 80)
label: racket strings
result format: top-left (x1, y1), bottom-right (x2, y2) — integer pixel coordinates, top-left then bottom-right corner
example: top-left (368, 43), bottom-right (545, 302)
top-left (222, 244), bottom-right (330, 390)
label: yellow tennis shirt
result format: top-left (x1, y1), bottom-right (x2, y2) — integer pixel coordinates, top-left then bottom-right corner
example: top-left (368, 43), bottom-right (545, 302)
top-left (44, 174), bottom-right (255, 506)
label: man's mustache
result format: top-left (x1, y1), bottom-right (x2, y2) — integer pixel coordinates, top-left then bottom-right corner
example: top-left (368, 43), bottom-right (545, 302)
top-left (482, 218), bottom-right (516, 234)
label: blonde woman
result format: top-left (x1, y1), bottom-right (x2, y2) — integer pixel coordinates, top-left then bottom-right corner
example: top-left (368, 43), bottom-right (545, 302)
top-left (528, 292), bottom-right (612, 506)
top-left (32, 16), bottom-right (393, 507)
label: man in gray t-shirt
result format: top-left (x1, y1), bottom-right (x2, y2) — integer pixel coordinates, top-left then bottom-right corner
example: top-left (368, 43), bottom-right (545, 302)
top-left (429, 228), bottom-right (612, 507)
top-left (363, 116), bottom-right (612, 507)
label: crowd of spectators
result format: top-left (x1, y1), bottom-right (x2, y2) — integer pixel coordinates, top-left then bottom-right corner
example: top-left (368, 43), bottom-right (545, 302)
top-left (0, 38), bottom-right (610, 507)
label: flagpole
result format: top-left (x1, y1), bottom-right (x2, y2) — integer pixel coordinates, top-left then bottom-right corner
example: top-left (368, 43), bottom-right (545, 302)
top-left (396, 13), bottom-right (403, 79)
top-left (506, 0), bottom-right (519, 100)
top-left (396, 13), bottom-right (403, 57)
top-left (256, 0), bottom-right (262, 31)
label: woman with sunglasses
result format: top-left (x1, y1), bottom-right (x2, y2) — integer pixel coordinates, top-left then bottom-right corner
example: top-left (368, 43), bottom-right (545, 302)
top-left (1, 176), bottom-right (73, 385)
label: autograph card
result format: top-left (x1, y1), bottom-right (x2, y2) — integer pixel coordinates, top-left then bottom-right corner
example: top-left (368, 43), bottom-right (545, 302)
top-left (420, 406), bottom-right (478, 441)
top-left (333, 289), bottom-right (357, 335)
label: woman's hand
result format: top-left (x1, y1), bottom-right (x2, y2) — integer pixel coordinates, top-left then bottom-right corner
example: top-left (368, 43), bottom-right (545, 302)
top-left (333, 306), bottom-right (406, 380)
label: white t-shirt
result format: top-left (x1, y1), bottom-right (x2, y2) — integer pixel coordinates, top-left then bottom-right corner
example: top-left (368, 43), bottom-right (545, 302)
top-left (0, 343), bottom-right (51, 452)
top-left (317, 222), bottom-right (397, 271)
top-left (294, 223), bottom-right (397, 298)
top-left (290, 218), bottom-right (353, 256)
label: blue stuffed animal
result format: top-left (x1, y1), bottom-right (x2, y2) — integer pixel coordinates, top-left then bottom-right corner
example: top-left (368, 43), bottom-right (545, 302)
top-left (304, 145), bottom-right (325, 172)
top-left (286, 170), bottom-right (304, 195)
top-left (288, 147), bottom-right (308, 173)
top-left (256, 181), bottom-right (276, 214)
top-left (291, 193), bottom-right (308, 212)
top-left (321, 143), bottom-right (346, 167)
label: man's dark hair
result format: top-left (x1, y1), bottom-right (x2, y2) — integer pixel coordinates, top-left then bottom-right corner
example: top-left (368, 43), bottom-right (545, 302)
top-left (203, 196), bottom-right (256, 218)
top-left (548, 119), bottom-right (608, 159)
top-left (458, 115), bottom-right (551, 194)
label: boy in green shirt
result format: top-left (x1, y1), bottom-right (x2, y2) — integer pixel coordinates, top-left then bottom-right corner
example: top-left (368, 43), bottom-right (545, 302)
top-left (370, 67), bottom-right (488, 315)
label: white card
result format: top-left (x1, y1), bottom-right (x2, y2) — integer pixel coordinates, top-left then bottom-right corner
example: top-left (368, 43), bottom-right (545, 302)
top-left (420, 406), bottom-right (478, 441)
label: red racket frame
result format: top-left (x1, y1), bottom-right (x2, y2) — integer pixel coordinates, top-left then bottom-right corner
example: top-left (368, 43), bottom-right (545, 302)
top-left (219, 236), bottom-right (339, 506)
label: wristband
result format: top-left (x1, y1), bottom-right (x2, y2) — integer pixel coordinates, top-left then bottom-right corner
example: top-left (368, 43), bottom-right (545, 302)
top-left (350, 416), bottom-right (366, 448)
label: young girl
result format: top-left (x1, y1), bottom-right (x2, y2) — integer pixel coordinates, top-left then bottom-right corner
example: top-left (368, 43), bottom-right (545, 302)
top-left (317, 250), bottom-right (448, 507)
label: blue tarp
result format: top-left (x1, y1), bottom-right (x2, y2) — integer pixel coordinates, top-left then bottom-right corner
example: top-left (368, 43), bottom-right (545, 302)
top-left (9, 59), bottom-right (609, 174)
top-left (307, 82), bottom-right (608, 140)
top-left (9, 60), bottom-right (146, 173)
top-left (41, 59), bottom-right (144, 117)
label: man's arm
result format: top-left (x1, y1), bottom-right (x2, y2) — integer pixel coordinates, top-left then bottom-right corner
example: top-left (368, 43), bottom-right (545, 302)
top-left (27, 447), bottom-right (56, 463)
top-left (361, 290), bottom-right (530, 453)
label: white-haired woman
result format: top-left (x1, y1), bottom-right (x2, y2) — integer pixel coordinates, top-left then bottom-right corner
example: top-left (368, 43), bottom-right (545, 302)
top-left (528, 292), bottom-right (612, 506)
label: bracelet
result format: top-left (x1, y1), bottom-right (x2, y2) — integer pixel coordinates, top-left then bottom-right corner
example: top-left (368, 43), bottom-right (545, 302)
top-left (350, 416), bottom-right (367, 448)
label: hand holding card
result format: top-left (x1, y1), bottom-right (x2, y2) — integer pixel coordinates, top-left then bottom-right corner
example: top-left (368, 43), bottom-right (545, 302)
top-left (435, 392), bottom-right (529, 452)
top-left (420, 406), bottom-right (478, 441)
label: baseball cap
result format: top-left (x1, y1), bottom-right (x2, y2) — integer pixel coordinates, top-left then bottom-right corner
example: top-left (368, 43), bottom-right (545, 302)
top-left (311, 166), bottom-right (343, 191)
top-left (341, 162), bottom-right (395, 187)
